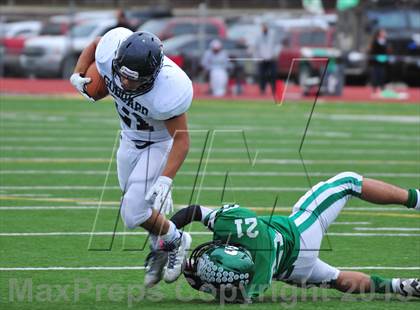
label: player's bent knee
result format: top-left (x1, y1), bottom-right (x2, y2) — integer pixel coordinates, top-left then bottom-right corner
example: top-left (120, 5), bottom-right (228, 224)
top-left (120, 189), bottom-right (152, 229)
top-left (332, 171), bottom-right (363, 195)
top-left (334, 171), bottom-right (360, 180)
top-left (121, 204), bottom-right (152, 229)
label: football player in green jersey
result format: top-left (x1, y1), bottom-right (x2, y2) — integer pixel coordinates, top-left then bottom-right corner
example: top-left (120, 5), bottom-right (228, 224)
top-left (168, 172), bottom-right (420, 302)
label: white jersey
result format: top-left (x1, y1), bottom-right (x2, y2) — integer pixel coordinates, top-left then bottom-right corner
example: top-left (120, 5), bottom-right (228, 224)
top-left (95, 27), bottom-right (193, 142)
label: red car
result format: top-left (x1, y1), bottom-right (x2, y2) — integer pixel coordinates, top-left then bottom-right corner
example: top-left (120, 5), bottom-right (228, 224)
top-left (277, 27), bottom-right (337, 85)
top-left (138, 17), bottom-right (226, 41)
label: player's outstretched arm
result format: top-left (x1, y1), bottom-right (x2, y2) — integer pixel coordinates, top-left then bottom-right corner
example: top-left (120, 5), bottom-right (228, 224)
top-left (170, 205), bottom-right (213, 229)
top-left (361, 178), bottom-right (419, 210)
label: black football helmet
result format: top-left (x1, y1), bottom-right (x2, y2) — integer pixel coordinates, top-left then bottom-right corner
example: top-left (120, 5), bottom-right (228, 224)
top-left (112, 31), bottom-right (163, 96)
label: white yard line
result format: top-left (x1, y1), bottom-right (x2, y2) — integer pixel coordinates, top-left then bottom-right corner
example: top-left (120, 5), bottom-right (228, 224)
top-left (0, 266), bottom-right (419, 271)
top-left (1, 157), bottom-right (418, 165)
top-left (312, 113), bottom-right (420, 124)
top-left (0, 266), bottom-right (146, 271)
top-left (0, 186), bottom-right (310, 192)
top-left (1, 136), bottom-right (416, 146)
top-left (327, 233), bottom-right (420, 237)
top-left (0, 137), bottom-right (114, 142)
top-left (0, 205), bottom-right (408, 212)
top-left (332, 222), bottom-right (371, 225)
top-left (1, 232), bottom-right (418, 237)
top-left (0, 232), bottom-right (212, 236)
top-left (1, 146), bottom-right (418, 156)
top-left (354, 227), bottom-right (420, 231)
top-left (1, 170), bottom-right (418, 179)
top-left (223, 138), bottom-right (417, 146)
top-left (0, 206), bottom-right (116, 210)
top-left (335, 267), bottom-right (420, 270)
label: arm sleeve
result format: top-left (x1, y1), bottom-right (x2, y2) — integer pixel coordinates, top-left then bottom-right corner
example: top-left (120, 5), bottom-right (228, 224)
top-left (170, 205), bottom-right (213, 229)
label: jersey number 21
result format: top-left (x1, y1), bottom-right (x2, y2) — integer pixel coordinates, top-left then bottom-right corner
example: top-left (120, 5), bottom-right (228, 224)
top-left (234, 218), bottom-right (259, 238)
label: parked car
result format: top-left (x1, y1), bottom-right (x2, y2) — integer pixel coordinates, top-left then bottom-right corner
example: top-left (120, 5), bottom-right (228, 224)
top-left (336, 1), bottom-right (420, 85)
top-left (163, 34), bottom-right (251, 79)
top-left (125, 6), bottom-right (173, 28)
top-left (20, 19), bottom-right (116, 78)
top-left (276, 27), bottom-right (338, 85)
top-left (227, 22), bottom-right (261, 48)
top-left (0, 21), bottom-right (42, 76)
top-left (138, 17), bottom-right (226, 41)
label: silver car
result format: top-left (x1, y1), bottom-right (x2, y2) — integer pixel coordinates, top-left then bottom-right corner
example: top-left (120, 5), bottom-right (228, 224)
top-left (20, 19), bottom-right (116, 78)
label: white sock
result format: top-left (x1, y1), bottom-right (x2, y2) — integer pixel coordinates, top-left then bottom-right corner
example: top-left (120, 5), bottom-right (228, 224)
top-left (391, 278), bottom-right (402, 294)
top-left (160, 221), bottom-right (181, 244)
top-left (150, 234), bottom-right (158, 250)
top-left (415, 189), bottom-right (420, 210)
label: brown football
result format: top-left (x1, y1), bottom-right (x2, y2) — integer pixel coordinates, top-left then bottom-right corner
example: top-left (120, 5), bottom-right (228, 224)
top-left (84, 62), bottom-right (109, 101)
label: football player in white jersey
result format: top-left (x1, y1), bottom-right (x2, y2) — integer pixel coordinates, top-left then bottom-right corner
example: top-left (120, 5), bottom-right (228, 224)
top-left (70, 28), bottom-right (193, 287)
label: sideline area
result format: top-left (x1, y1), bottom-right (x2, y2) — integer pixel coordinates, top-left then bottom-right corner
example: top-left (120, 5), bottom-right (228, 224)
top-left (1, 78), bottom-right (419, 103)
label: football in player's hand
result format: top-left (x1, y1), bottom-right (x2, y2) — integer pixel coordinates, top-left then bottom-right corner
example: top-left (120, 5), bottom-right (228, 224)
top-left (84, 62), bottom-right (109, 101)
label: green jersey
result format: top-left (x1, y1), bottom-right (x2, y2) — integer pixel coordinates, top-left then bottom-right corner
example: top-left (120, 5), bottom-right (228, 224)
top-left (203, 204), bottom-right (300, 299)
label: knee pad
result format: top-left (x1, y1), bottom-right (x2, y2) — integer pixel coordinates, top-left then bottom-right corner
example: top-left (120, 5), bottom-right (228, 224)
top-left (120, 185), bottom-right (152, 229)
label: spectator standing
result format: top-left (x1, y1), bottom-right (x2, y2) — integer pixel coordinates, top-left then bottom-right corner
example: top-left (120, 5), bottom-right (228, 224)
top-left (114, 9), bottom-right (135, 31)
top-left (201, 39), bottom-right (231, 97)
top-left (368, 29), bottom-right (390, 96)
top-left (253, 24), bottom-right (281, 95)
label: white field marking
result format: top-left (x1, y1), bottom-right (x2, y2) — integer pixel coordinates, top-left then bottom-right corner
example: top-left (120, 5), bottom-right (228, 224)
top-left (1, 170), bottom-right (418, 180)
top-left (0, 158), bottom-right (418, 166)
top-left (0, 137), bottom-right (416, 148)
top-left (0, 170), bottom-right (419, 180)
top-left (0, 232), bottom-right (212, 237)
top-left (1, 146), bottom-right (418, 156)
top-left (190, 127), bottom-right (418, 140)
top-left (0, 206), bottom-right (118, 210)
top-left (0, 266), bottom-right (419, 271)
top-left (3, 130), bottom-right (418, 143)
top-left (0, 170), bottom-right (115, 175)
top-left (0, 115), bottom-right (412, 134)
top-left (0, 194), bottom-right (51, 197)
top-left (327, 233), bottom-right (420, 237)
top-left (338, 207), bottom-right (410, 211)
top-left (313, 113), bottom-right (420, 124)
top-left (0, 267), bottom-right (147, 271)
top-left (331, 222), bottom-right (371, 225)
top-left (0, 137), bottom-right (115, 142)
top-left (354, 227), bottom-right (420, 231)
top-left (0, 185), bottom-right (310, 192)
top-left (335, 267), bottom-right (420, 270)
top-left (2, 232), bottom-right (419, 237)
top-left (0, 198), bottom-right (412, 214)
top-left (0, 205), bottom-right (407, 212)
top-left (224, 138), bottom-right (416, 146)
top-left (0, 112), bottom-right (114, 122)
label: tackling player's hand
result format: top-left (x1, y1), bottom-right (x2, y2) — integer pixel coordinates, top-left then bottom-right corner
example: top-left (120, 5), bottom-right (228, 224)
top-left (70, 73), bottom-right (95, 102)
top-left (145, 176), bottom-right (174, 215)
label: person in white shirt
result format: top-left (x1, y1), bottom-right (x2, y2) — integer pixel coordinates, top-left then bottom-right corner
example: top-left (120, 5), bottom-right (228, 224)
top-left (201, 39), bottom-right (231, 97)
top-left (70, 28), bottom-right (193, 288)
top-left (253, 24), bottom-right (281, 95)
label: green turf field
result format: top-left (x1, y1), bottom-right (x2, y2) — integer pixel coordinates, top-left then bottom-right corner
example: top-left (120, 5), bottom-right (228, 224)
top-left (0, 96), bottom-right (419, 309)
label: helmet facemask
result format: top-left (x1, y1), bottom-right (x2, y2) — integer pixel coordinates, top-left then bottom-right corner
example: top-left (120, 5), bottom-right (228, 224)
top-left (184, 241), bottom-right (255, 302)
top-left (112, 57), bottom-right (162, 96)
top-left (111, 31), bottom-right (164, 97)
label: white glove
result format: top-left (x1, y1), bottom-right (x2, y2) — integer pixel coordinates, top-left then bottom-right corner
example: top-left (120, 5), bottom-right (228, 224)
top-left (70, 73), bottom-right (95, 102)
top-left (145, 176), bottom-right (174, 215)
